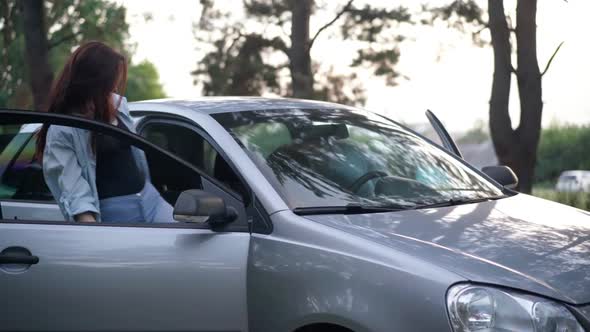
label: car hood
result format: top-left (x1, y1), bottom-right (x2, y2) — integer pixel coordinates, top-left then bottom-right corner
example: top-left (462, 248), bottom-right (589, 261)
top-left (304, 194), bottom-right (590, 304)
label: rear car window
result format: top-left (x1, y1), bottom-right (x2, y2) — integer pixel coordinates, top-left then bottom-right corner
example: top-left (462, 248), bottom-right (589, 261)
top-left (0, 130), bottom-right (53, 201)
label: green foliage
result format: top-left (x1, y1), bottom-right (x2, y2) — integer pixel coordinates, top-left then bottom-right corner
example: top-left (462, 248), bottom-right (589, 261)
top-left (243, 0), bottom-right (290, 22)
top-left (45, 0), bottom-right (130, 56)
top-left (428, 0), bottom-right (485, 28)
top-left (314, 68), bottom-right (366, 106)
top-left (424, 0), bottom-right (487, 46)
top-left (1, 1), bottom-right (29, 107)
top-left (341, 5), bottom-right (412, 41)
top-left (341, 5), bottom-right (411, 86)
top-left (126, 61), bottom-right (166, 102)
top-left (535, 125), bottom-right (590, 184)
top-left (454, 123), bottom-right (590, 187)
top-left (533, 188), bottom-right (590, 211)
top-left (1, 0), bottom-right (130, 108)
top-left (1, 0), bottom-right (165, 108)
top-left (194, 0), bottom-right (287, 97)
top-left (193, 30), bottom-right (283, 96)
top-left (351, 48), bottom-right (401, 85)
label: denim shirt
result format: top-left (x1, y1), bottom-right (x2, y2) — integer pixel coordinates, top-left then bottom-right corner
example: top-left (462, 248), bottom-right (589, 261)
top-left (43, 94), bottom-right (150, 221)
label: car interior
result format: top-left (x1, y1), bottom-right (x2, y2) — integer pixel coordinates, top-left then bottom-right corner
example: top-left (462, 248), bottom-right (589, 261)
top-left (141, 122), bottom-right (248, 200)
top-left (264, 122), bottom-right (434, 199)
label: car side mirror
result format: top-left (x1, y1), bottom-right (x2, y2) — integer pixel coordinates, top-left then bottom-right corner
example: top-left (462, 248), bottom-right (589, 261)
top-left (481, 165), bottom-right (518, 189)
top-left (173, 190), bottom-right (237, 225)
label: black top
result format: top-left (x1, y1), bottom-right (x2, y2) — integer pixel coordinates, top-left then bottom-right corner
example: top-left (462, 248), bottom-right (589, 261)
top-left (95, 121), bottom-right (145, 199)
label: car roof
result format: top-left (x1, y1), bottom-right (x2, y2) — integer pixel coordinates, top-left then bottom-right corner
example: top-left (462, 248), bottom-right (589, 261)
top-left (129, 96), bottom-right (359, 115)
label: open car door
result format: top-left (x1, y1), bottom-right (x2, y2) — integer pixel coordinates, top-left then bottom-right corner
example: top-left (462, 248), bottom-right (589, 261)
top-left (0, 109), bottom-right (250, 332)
top-left (425, 110), bottom-right (463, 158)
top-left (425, 110), bottom-right (520, 189)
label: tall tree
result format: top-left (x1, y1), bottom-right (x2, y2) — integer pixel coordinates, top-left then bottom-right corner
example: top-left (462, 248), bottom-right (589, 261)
top-left (126, 60), bottom-right (167, 102)
top-left (21, 0), bottom-right (53, 110)
top-left (193, 0), bottom-right (410, 105)
top-left (1, 0), bottom-right (166, 109)
top-left (431, 0), bottom-right (561, 193)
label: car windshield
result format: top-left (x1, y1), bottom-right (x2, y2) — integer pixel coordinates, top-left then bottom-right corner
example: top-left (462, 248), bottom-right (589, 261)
top-left (213, 108), bottom-right (504, 210)
top-left (559, 175), bottom-right (578, 181)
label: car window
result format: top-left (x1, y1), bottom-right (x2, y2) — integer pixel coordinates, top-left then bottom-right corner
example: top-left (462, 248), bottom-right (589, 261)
top-left (560, 175), bottom-right (577, 181)
top-left (0, 125), bottom-right (53, 201)
top-left (0, 117), bottom-right (245, 225)
top-left (214, 108), bottom-right (504, 210)
top-left (0, 124), bottom-right (24, 152)
top-left (141, 121), bottom-right (248, 199)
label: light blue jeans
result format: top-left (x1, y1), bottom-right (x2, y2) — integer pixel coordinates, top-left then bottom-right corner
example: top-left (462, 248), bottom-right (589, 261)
top-left (99, 182), bottom-right (174, 224)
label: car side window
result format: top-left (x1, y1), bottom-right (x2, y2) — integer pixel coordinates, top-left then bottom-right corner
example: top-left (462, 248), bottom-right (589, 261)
top-left (141, 121), bottom-right (248, 199)
top-left (0, 117), bottom-right (248, 228)
top-left (0, 124), bottom-right (53, 202)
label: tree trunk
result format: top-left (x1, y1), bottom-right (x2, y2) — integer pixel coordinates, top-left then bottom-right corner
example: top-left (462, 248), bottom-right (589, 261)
top-left (21, 0), bottom-right (53, 110)
top-left (487, 0), bottom-right (541, 194)
top-left (488, 0), bottom-right (513, 156)
top-left (289, 0), bottom-right (314, 99)
top-left (514, 0), bottom-right (542, 193)
top-left (488, 0), bottom-right (518, 186)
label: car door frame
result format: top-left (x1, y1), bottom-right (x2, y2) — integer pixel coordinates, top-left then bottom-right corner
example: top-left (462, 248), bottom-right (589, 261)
top-left (128, 103), bottom-right (290, 216)
top-left (0, 109), bottom-right (251, 331)
top-left (134, 114), bottom-right (246, 201)
top-left (130, 107), bottom-right (284, 234)
top-left (0, 124), bottom-right (64, 221)
top-left (425, 109), bottom-right (463, 158)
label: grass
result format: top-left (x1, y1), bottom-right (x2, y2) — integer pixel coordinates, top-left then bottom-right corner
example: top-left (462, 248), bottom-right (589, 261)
top-left (532, 188), bottom-right (590, 211)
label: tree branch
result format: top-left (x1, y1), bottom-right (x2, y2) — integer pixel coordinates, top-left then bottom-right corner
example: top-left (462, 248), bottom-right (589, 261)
top-left (474, 24), bottom-right (489, 35)
top-left (511, 65), bottom-right (517, 75)
top-left (269, 36), bottom-right (289, 56)
top-left (541, 41), bottom-right (564, 77)
top-left (307, 0), bottom-right (354, 52)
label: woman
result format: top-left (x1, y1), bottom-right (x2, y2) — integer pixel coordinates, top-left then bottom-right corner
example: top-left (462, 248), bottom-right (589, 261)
top-left (36, 41), bottom-right (173, 223)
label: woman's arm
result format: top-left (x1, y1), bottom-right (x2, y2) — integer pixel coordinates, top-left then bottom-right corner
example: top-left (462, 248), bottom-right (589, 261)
top-left (74, 212), bottom-right (96, 222)
top-left (43, 127), bottom-right (100, 221)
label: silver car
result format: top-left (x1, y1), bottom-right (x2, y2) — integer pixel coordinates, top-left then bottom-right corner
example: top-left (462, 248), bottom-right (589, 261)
top-left (0, 98), bottom-right (589, 332)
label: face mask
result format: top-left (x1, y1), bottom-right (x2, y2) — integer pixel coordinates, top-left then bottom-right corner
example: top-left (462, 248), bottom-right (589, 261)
top-left (111, 93), bottom-right (128, 111)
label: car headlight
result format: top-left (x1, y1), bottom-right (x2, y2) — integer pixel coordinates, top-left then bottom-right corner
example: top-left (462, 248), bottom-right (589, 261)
top-left (447, 284), bottom-right (585, 332)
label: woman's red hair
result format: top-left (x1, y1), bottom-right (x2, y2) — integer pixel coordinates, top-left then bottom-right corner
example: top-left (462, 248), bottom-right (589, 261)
top-left (35, 41), bottom-right (128, 160)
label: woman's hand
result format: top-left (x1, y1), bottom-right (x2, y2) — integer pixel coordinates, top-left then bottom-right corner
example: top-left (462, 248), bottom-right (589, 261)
top-left (75, 212), bottom-right (96, 223)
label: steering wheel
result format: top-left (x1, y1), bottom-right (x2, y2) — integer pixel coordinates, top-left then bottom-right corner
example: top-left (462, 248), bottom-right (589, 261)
top-left (348, 171), bottom-right (388, 193)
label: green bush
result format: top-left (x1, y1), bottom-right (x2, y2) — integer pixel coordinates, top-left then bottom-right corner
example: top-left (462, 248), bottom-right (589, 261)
top-left (533, 188), bottom-right (590, 211)
top-left (535, 125), bottom-right (590, 184)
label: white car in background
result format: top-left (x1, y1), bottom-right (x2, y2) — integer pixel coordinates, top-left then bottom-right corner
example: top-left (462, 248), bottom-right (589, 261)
top-left (556, 170), bottom-right (590, 193)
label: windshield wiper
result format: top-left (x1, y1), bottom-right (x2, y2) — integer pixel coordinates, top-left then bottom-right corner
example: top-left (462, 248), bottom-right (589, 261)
top-left (293, 195), bottom-right (509, 215)
top-left (411, 195), bottom-right (508, 210)
top-left (293, 203), bottom-right (406, 216)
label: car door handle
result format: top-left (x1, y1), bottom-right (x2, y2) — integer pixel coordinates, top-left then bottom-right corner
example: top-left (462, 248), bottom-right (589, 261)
top-left (0, 253), bottom-right (39, 265)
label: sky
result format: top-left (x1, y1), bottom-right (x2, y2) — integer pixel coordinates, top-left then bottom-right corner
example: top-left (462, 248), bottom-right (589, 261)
top-left (115, 0), bottom-right (590, 132)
